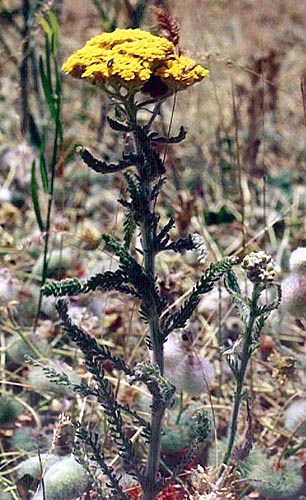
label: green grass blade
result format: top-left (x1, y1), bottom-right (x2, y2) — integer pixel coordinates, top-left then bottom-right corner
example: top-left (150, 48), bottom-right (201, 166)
top-left (48, 11), bottom-right (59, 55)
top-left (31, 160), bottom-right (45, 232)
top-left (39, 55), bottom-right (56, 121)
top-left (39, 152), bottom-right (49, 194)
top-left (28, 113), bottom-right (42, 149)
top-left (40, 16), bottom-right (52, 39)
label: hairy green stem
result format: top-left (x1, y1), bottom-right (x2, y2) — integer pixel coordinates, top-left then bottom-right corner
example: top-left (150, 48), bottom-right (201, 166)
top-left (222, 285), bottom-right (260, 466)
top-left (126, 101), bottom-right (165, 500)
top-left (140, 187), bottom-right (164, 499)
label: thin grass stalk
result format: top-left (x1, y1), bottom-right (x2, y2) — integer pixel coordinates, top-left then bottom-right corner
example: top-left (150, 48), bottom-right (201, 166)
top-left (35, 99), bottom-right (61, 325)
top-left (21, 0), bottom-right (30, 136)
top-left (35, 24), bottom-right (62, 326)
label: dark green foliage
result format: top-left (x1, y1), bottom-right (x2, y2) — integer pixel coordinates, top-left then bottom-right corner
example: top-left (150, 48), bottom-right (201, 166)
top-left (254, 284), bottom-right (282, 317)
top-left (42, 270), bottom-right (141, 298)
top-left (107, 116), bottom-right (131, 132)
top-left (163, 258), bottom-right (237, 338)
top-left (152, 217), bottom-right (176, 252)
top-left (161, 412), bottom-right (211, 491)
top-left (43, 235), bottom-right (168, 330)
top-left (28, 113), bottom-right (43, 149)
top-left (123, 210), bottom-right (136, 249)
top-left (56, 300), bottom-right (134, 377)
top-left (31, 160), bottom-right (45, 232)
top-left (224, 268), bottom-right (282, 331)
top-left (132, 124), bottom-right (166, 180)
top-left (29, 11), bottom-right (63, 325)
top-left (56, 301), bottom-right (144, 487)
top-left (79, 121), bottom-right (171, 183)
top-left (222, 267), bottom-right (282, 465)
top-left (161, 236), bottom-right (195, 253)
top-left (120, 170), bottom-right (149, 225)
top-left (0, 395), bottom-right (22, 425)
top-left (78, 146), bottom-right (139, 174)
top-left (56, 300), bottom-right (150, 443)
top-left (102, 234), bottom-right (167, 322)
top-left (224, 268), bottom-right (248, 322)
top-left (148, 126), bottom-right (186, 144)
top-left (204, 204), bottom-right (237, 225)
top-left (151, 176), bottom-right (167, 203)
top-left (38, 21), bottom-right (284, 492)
top-left (129, 362), bottom-right (175, 411)
top-left (74, 425), bottom-right (129, 500)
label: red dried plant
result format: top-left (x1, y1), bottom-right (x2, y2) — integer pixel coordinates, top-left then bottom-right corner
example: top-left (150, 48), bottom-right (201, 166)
top-left (151, 5), bottom-right (180, 47)
top-left (125, 483), bottom-right (188, 499)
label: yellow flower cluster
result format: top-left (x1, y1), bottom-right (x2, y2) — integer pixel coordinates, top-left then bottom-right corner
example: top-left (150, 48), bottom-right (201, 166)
top-left (62, 28), bottom-right (208, 98)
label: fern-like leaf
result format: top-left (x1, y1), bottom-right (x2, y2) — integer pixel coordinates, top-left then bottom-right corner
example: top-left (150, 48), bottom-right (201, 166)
top-left (164, 236), bottom-right (194, 253)
top-left (122, 170), bottom-right (148, 224)
top-left (103, 234), bottom-right (166, 319)
top-left (148, 126), bottom-right (186, 144)
top-left (74, 425), bottom-right (129, 500)
top-left (132, 124), bottom-right (165, 180)
top-left (107, 116), bottom-right (131, 132)
top-left (160, 412), bottom-right (210, 491)
top-left (129, 362), bottom-right (175, 411)
top-left (153, 217), bottom-right (175, 252)
top-left (123, 210), bottom-right (136, 249)
top-left (42, 270), bottom-right (140, 298)
top-left (255, 284), bottom-right (282, 316)
top-left (77, 146), bottom-right (137, 174)
top-left (163, 258), bottom-right (236, 337)
top-left (57, 301), bottom-right (144, 486)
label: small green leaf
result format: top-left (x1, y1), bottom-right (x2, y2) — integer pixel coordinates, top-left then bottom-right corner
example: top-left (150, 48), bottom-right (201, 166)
top-left (39, 55), bottom-right (56, 121)
top-left (39, 153), bottom-right (49, 194)
top-left (54, 62), bottom-right (62, 101)
top-left (40, 16), bottom-right (52, 38)
top-left (31, 161), bottom-right (45, 232)
top-left (123, 211), bottom-right (136, 249)
top-left (267, 171), bottom-right (292, 195)
top-left (204, 205), bottom-right (236, 225)
top-left (28, 114), bottom-right (42, 149)
top-left (107, 117), bottom-right (131, 132)
top-left (149, 126), bottom-right (186, 144)
top-left (45, 36), bottom-right (52, 88)
top-left (47, 11), bottom-right (59, 55)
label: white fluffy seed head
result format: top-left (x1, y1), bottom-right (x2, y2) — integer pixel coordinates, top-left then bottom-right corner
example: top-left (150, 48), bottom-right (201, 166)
top-left (284, 399), bottom-right (306, 437)
top-left (0, 268), bottom-right (15, 303)
top-left (179, 354), bottom-right (215, 395)
top-left (162, 334), bottom-right (215, 396)
top-left (281, 274), bottom-right (306, 318)
top-left (289, 247), bottom-right (306, 274)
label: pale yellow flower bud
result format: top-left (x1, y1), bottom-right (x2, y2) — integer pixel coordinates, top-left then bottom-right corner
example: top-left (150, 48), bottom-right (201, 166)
top-left (241, 251), bottom-right (276, 283)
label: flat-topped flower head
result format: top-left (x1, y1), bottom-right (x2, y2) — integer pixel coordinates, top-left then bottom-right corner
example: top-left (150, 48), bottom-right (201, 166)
top-left (242, 251), bottom-right (276, 284)
top-left (62, 28), bottom-right (208, 100)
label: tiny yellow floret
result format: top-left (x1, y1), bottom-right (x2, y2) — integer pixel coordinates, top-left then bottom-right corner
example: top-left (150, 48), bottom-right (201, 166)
top-left (62, 28), bottom-right (208, 98)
